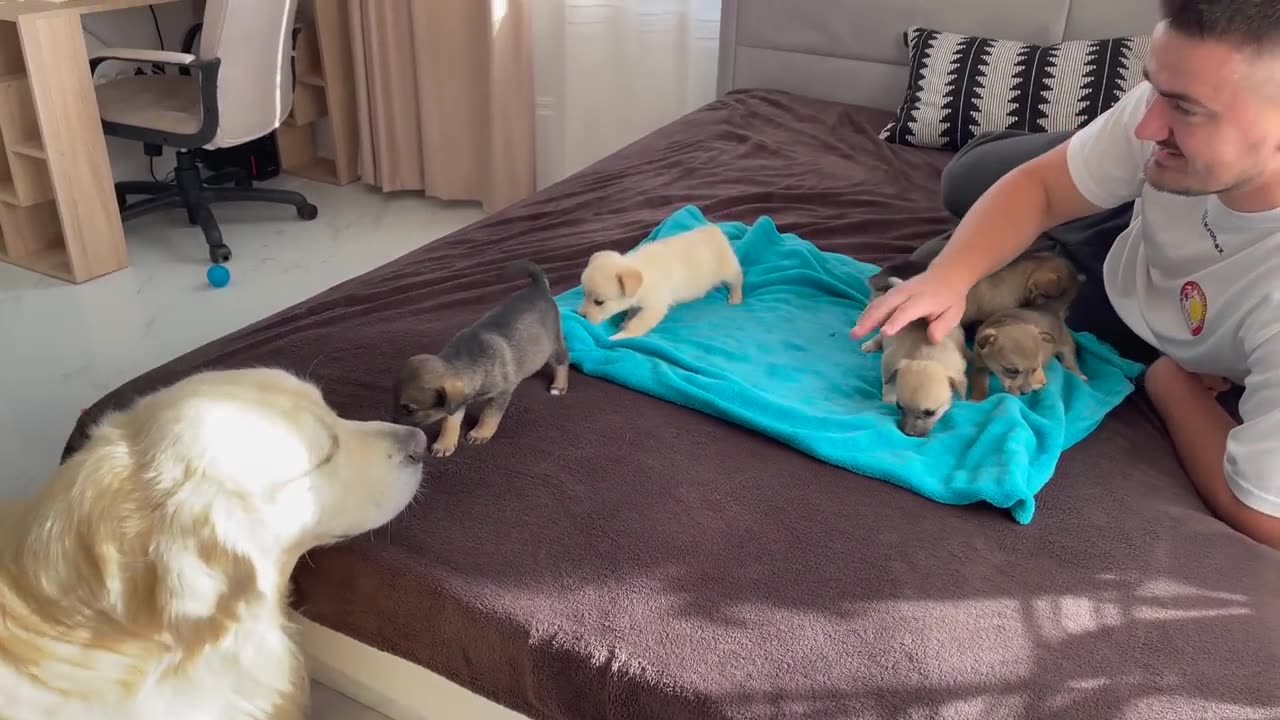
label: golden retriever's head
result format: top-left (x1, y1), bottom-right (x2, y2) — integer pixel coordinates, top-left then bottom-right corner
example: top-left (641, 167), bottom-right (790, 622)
top-left (3, 368), bottom-right (426, 678)
top-left (577, 250), bottom-right (644, 323)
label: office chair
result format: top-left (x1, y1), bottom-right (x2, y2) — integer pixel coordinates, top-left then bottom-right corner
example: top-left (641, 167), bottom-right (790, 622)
top-left (89, 0), bottom-right (316, 264)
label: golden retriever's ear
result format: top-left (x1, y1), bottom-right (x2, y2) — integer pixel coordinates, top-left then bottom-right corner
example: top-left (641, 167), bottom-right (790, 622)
top-left (152, 531), bottom-right (259, 654)
top-left (441, 376), bottom-right (466, 415)
top-left (975, 328), bottom-right (998, 351)
top-left (617, 267), bottom-right (643, 297)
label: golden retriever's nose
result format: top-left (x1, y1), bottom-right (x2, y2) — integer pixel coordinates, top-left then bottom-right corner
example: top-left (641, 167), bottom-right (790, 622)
top-left (401, 426), bottom-right (428, 460)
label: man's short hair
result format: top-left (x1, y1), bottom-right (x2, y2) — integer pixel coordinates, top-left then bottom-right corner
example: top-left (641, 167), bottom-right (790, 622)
top-left (1160, 0), bottom-right (1280, 49)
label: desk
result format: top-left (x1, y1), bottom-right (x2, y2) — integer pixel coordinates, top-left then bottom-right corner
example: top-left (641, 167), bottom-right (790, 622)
top-left (0, 0), bottom-right (180, 283)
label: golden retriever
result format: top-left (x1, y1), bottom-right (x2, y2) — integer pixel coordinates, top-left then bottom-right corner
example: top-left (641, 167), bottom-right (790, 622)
top-left (0, 367), bottom-right (427, 720)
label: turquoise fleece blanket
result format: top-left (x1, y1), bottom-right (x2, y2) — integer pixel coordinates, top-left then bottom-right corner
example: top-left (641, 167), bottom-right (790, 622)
top-left (554, 205), bottom-right (1145, 523)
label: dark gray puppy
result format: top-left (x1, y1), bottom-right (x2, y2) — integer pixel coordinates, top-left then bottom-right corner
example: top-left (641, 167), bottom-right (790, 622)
top-left (393, 260), bottom-right (569, 457)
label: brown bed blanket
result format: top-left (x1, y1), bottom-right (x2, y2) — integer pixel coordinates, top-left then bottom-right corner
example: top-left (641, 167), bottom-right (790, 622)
top-left (65, 89), bottom-right (1280, 720)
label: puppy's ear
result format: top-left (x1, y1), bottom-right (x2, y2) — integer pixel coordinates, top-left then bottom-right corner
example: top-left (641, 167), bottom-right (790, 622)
top-left (885, 366), bottom-right (899, 387)
top-left (1039, 330), bottom-right (1056, 346)
top-left (441, 377), bottom-right (466, 415)
top-left (975, 328), bottom-right (998, 351)
top-left (949, 372), bottom-right (968, 400)
top-left (617, 267), bottom-right (644, 297)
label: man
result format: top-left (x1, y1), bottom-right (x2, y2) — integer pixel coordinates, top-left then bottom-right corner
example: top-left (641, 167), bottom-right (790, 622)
top-left (852, 0), bottom-right (1280, 550)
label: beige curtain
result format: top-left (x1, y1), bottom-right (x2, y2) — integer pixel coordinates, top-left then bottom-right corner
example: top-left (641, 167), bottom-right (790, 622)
top-left (347, 0), bottom-right (535, 212)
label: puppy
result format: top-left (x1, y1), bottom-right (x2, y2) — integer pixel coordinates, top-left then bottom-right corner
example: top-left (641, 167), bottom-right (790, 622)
top-left (860, 279), bottom-right (969, 437)
top-left (968, 306), bottom-right (1088, 401)
top-left (394, 260), bottom-right (569, 457)
top-left (576, 223), bottom-right (743, 340)
top-left (962, 252), bottom-right (1084, 326)
top-left (0, 368), bottom-right (426, 720)
top-left (868, 252), bottom-right (1083, 326)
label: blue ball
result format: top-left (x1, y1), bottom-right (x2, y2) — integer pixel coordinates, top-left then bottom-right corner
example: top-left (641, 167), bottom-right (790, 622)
top-left (206, 264), bottom-right (231, 288)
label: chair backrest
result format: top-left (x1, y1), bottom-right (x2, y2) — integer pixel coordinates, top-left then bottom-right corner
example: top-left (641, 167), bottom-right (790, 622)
top-left (197, 0), bottom-right (301, 148)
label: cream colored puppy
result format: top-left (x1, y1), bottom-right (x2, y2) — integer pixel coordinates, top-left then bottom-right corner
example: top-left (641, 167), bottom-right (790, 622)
top-left (860, 279), bottom-right (969, 437)
top-left (577, 224), bottom-right (744, 340)
top-left (0, 367), bottom-right (427, 720)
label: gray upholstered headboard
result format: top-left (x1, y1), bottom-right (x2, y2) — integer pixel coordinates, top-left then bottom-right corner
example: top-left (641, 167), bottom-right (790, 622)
top-left (716, 0), bottom-right (1162, 111)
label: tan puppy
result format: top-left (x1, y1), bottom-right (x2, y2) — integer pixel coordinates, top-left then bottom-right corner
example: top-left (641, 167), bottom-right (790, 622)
top-left (869, 252), bottom-right (1083, 327)
top-left (0, 368), bottom-right (426, 720)
top-left (969, 307), bottom-right (1088, 401)
top-left (577, 224), bottom-right (743, 340)
top-left (963, 252), bottom-right (1084, 325)
top-left (860, 280), bottom-right (969, 437)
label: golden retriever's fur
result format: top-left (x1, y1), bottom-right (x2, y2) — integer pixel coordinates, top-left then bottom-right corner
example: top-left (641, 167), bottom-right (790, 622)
top-left (0, 368), bottom-right (427, 720)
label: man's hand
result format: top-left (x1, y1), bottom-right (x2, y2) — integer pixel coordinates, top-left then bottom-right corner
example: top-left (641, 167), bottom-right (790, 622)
top-left (851, 269), bottom-right (969, 344)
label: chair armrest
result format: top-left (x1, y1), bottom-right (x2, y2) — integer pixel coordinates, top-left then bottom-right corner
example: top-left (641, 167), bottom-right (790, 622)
top-left (89, 49), bottom-right (215, 79)
top-left (89, 49), bottom-right (223, 149)
top-left (91, 48), bottom-right (198, 68)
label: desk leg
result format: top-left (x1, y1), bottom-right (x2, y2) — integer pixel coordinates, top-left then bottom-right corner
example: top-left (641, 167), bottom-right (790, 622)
top-left (14, 11), bottom-right (128, 283)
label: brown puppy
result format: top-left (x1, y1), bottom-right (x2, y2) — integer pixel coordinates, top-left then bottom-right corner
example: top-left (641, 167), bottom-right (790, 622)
top-left (869, 252), bottom-right (1083, 327)
top-left (962, 253), bottom-right (1083, 325)
top-left (968, 306), bottom-right (1088, 401)
top-left (394, 260), bottom-right (569, 457)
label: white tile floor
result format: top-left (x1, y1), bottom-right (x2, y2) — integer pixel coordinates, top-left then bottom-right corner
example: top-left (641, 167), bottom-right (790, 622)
top-left (0, 139), bottom-right (488, 718)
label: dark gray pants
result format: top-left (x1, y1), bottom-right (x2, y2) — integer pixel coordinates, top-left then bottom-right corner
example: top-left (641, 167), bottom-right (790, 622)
top-left (915, 129), bottom-right (1158, 365)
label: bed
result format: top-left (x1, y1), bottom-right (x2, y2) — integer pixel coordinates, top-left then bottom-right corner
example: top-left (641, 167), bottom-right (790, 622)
top-left (64, 1), bottom-right (1280, 718)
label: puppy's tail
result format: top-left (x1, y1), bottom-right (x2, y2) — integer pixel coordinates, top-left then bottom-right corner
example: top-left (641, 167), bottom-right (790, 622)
top-left (504, 260), bottom-right (550, 291)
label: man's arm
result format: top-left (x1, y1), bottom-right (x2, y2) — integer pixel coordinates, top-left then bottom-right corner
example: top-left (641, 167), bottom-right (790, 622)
top-left (853, 83), bottom-right (1154, 341)
top-left (1144, 356), bottom-right (1280, 550)
top-left (927, 143), bottom-right (1107, 291)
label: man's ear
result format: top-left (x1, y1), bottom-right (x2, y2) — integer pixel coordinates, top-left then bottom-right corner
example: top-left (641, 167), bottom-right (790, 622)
top-left (975, 328), bottom-right (998, 351)
top-left (617, 267), bottom-right (644, 297)
top-left (441, 377), bottom-right (466, 415)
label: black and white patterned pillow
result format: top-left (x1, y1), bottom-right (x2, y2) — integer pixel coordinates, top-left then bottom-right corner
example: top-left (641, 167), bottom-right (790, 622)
top-left (880, 26), bottom-right (1150, 152)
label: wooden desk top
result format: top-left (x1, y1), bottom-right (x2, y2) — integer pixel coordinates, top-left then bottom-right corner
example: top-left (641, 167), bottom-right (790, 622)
top-left (0, 0), bottom-right (178, 22)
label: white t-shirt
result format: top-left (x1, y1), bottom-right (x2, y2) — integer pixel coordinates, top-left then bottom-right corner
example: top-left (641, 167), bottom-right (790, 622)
top-left (1066, 81), bottom-right (1280, 519)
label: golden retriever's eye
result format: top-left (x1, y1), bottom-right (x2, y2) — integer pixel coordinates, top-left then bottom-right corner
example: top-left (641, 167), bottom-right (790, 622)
top-left (1003, 366), bottom-right (1020, 378)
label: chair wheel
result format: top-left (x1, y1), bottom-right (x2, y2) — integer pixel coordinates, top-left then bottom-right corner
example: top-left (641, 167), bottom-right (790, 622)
top-left (209, 244), bottom-right (232, 264)
top-left (234, 176), bottom-right (253, 189)
top-left (297, 203), bottom-right (318, 221)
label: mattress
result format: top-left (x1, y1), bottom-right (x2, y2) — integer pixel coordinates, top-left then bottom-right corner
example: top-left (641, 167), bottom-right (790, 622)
top-left (65, 89), bottom-right (1280, 720)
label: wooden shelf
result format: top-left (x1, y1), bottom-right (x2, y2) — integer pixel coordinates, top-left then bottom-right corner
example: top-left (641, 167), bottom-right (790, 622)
top-left (0, 197), bottom-right (71, 281)
top-left (10, 137), bottom-right (44, 159)
top-left (0, 244), bottom-right (72, 281)
top-left (284, 157), bottom-right (339, 185)
top-left (278, 2), bottom-right (359, 187)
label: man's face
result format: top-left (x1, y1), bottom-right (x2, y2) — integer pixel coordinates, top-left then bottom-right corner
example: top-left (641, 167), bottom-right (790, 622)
top-left (1135, 21), bottom-right (1280, 206)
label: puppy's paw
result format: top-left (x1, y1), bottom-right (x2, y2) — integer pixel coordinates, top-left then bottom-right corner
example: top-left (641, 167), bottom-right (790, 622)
top-left (465, 429), bottom-right (494, 445)
top-left (728, 288), bottom-right (743, 305)
top-left (549, 384), bottom-right (567, 396)
top-left (860, 337), bottom-right (881, 353)
top-left (430, 439), bottom-right (458, 457)
top-left (609, 330), bottom-right (638, 341)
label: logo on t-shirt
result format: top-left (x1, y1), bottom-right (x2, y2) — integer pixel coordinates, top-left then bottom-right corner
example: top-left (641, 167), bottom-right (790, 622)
top-left (1201, 210), bottom-right (1224, 256)
top-left (1180, 280), bottom-right (1208, 337)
